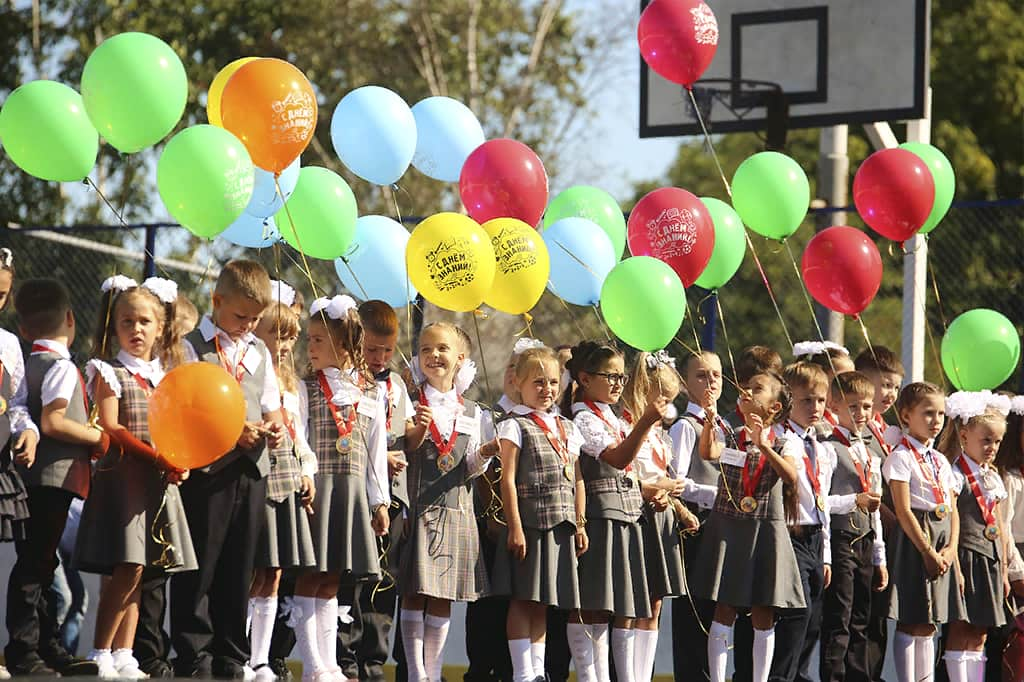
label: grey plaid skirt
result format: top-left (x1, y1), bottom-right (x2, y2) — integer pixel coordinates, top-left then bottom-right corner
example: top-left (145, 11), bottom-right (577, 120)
top-left (310, 472), bottom-right (379, 579)
top-left (257, 492), bottom-right (316, 570)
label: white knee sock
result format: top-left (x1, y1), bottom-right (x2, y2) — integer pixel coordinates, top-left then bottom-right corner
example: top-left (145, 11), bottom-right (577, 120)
top-left (531, 641), bottom-right (546, 679)
top-left (249, 596), bottom-right (278, 667)
top-left (943, 650), bottom-right (968, 682)
top-left (401, 609), bottom-right (427, 682)
top-left (967, 651), bottom-right (987, 681)
top-left (893, 631), bottom-right (915, 682)
top-left (914, 635), bottom-right (936, 682)
top-left (423, 613), bottom-right (451, 682)
top-left (567, 623), bottom-right (595, 682)
top-left (248, 597), bottom-right (255, 636)
top-left (314, 598), bottom-right (339, 672)
top-left (632, 629), bottom-right (657, 682)
top-left (610, 628), bottom-right (635, 682)
top-left (707, 621), bottom-right (732, 682)
top-left (590, 624), bottom-right (610, 682)
top-left (509, 638), bottom-right (535, 682)
top-left (292, 596), bottom-right (325, 677)
top-left (751, 626), bottom-right (775, 682)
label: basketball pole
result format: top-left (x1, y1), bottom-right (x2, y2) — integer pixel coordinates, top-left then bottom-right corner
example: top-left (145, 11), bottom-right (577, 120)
top-left (902, 88), bottom-right (932, 383)
top-left (815, 125), bottom-right (849, 346)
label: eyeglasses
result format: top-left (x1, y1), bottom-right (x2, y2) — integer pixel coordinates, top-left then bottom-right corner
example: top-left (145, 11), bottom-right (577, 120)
top-left (591, 371), bottom-right (627, 385)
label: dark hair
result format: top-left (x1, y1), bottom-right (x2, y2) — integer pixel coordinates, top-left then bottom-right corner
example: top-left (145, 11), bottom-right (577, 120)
top-left (0, 248), bottom-right (14, 313)
top-left (358, 300), bottom-right (398, 336)
top-left (560, 340), bottom-right (622, 415)
top-left (15, 278), bottom-right (71, 339)
top-left (854, 345), bottom-right (905, 377)
top-left (798, 348), bottom-right (853, 376)
top-left (752, 370), bottom-right (792, 427)
top-left (995, 404), bottom-right (1024, 475)
top-left (736, 345), bottom-right (782, 385)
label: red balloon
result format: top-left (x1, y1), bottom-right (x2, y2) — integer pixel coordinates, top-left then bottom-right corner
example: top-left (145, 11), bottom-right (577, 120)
top-left (459, 139), bottom-right (548, 226)
top-left (853, 148), bottom-right (935, 243)
top-left (627, 187), bottom-right (714, 287)
top-left (638, 0), bottom-right (719, 88)
top-left (801, 226), bottom-right (882, 318)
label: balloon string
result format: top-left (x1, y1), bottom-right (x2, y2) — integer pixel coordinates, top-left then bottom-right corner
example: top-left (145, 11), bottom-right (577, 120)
top-left (782, 239), bottom-right (842, 370)
top-left (84, 177), bottom-right (174, 281)
top-left (552, 291), bottom-right (589, 341)
top-left (686, 88), bottom-right (733, 198)
top-left (924, 261), bottom-right (948, 390)
top-left (683, 295), bottom-right (703, 353)
top-left (470, 312), bottom-right (495, 408)
top-left (856, 315), bottom-right (906, 430)
top-left (744, 233), bottom-right (795, 351)
top-left (591, 305), bottom-right (612, 341)
top-left (339, 257), bottom-right (371, 301)
top-left (713, 292), bottom-right (744, 395)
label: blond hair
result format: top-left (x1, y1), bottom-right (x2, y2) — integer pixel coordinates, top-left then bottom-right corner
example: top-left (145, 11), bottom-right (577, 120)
top-left (510, 346), bottom-right (560, 403)
top-left (214, 259), bottom-right (272, 307)
top-left (262, 302), bottom-right (301, 393)
top-left (783, 361), bottom-right (829, 393)
top-left (622, 352), bottom-right (682, 419)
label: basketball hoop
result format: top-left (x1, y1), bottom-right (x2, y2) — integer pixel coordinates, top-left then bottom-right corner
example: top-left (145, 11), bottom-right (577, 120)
top-left (685, 79), bottom-right (789, 150)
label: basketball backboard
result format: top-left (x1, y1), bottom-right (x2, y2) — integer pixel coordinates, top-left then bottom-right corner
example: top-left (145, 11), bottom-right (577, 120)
top-left (639, 0), bottom-right (930, 138)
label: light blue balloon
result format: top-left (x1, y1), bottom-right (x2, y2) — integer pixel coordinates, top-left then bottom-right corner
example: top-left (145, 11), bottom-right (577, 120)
top-left (543, 217), bottom-right (616, 306)
top-left (247, 157), bottom-right (301, 218)
top-left (220, 213), bottom-right (280, 248)
top-left (331, 86), bottom-right (417, 186)
top-left (411, 96), bottom-right (485, 182)
top-left (335, 215), bottom-right (417, 308)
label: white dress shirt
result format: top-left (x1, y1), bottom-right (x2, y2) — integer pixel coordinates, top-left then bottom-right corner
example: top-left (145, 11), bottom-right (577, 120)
top-left (669, 402), bottom-right (726, 508)
top-left (0, 329), bottom-right (37, 436)
top-left (496, 404), bottom-right (583, 455)
top-left (827, 424), bottom-right (887, 566)
top-left (1003, 468), bottom-right (1024, 544)
top-left (572, 401), bottom-right (626, 459)
top-left (420, 383), bottom-right (490, 479)
top-left (184, 315), bottom-right (281, 414)
top-left (882, 434), bottom-right (961, 512)
top-left (786, 421), bottom-right (836, 564)
top-left (634, 424), bottom-right (677, 485)
top-left (282, 390), bottom-right (318, 478)
top-left (31, 338), bottom-right (81, 408)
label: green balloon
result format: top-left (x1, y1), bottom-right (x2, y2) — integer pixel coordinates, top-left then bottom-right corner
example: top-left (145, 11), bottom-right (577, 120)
top-left (277, 167), bottom-right (358, 260)
top-left (82, 32), bottom-right (188, 153)
top-left (600, 256), bottom-right (685, 351)
top-left (941, 308), bottom-right (1021, 391)
top-left (731, 151), bottom-right (810, 241)
top-left (695, 197), bottom-right (746, 289)
top-left (157, 125), bottom-right (254, 238)
top-left (0, 80), bottom-right (98, 182)
top-left (899, 142), bottom-right (955, 235)
top-left (543, 185), bottom-right (626, 258)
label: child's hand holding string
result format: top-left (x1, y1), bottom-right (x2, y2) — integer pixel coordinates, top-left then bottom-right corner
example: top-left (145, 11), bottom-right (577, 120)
top-left (641, 393), bottom-right (670, 426)
top-left (166, 468), bottom-right (190, 485)
top-left (414, 403), bottom-right (432, 427)
top-left (238, 422), bottom-right (263, 449)
top-left (703, 388), bottom-right (718, 423)
top-left (264, 421), bottom-right (285, 449)
top-left (856, 491), bottom-right (882, 512)
top-left (747, 413), bottom-right (769, 449)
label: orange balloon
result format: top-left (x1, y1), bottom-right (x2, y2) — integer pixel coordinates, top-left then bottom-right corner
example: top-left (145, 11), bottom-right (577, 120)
top-left (220, 58), bottom-right (317, 174)
top-left (207, 57), bottom-right (259, 127)
top-left (147, 362), bottom-right (247, 470)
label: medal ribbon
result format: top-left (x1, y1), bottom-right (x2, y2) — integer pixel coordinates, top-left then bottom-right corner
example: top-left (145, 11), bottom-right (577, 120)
top-left (318, 372), bottom-right (358, 443)
top-left (593, 401), bottom-right (630, 471)
top-left (902, 437), bottom-right (946, 506)
top-left (130, 372), bottom-right (154, 399)
top-left (278, 389), bottom-right (297, 442)
top-left (385, 376), bottom-right (393, 431)
top-left (419, 389), bottom-right (461, 456)
top-left (957, 456), bottom-right (998, 530)
top-left (802, 437), bottom-right (823, 507)
top-left (526, 412), bottom-right (571, 468)
top-left (831, 428), bottom-right (871, 493)
top-left (32, 344), bottom-right (88, 412)
top-left (739, 429), bottom-right (769, 500)
top-left (867, 414), bottom-right (892, 456)
top-left (214, 335), bottom-right (249, 384)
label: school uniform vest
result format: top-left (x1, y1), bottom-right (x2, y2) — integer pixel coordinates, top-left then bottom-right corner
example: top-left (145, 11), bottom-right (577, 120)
top-left (386, 371), bottom-right (412, 508)
top-left (304, 376), bottom-right (378, 477)
top-left (578, 423), bottom-right (643, 524)
top-left (266, 395), bottom-right (305, 503)
top-left (185, 330), bottom-right (269, 477)
top-left (681, 414), bottom-right (721, 486)
top-left (505, 414), bottom-right (575, 531)
top-left (23, 352), bottom-right (91, 497)
top-left (956, 474), bottom-right (1004, 562)
top-left (0, 358), bottom-right (13, 453)
top-left (827, 435), bottom-right (873, 535)
top-left (407, 400), bottom-right (478, 513)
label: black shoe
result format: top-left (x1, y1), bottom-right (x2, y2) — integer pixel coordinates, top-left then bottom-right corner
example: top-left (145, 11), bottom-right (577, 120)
top-left (211, 657), bottom-right (246, 680)
top-left (6, 655), bottom-right (56, 676)
top-left (41, 649), bottom-right (99, 676)
top-left (140, 659), bottom-right (175, 678)
top-left (175, 657), bottom-right (214, 679)
top-left (269, 658), bottom-right (292, 682)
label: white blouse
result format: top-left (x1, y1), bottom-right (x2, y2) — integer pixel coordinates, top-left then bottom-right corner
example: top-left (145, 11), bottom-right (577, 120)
top-left (882, 435), bottom-right (961, 511)
top-left (496, 404), bottom-right (583, 456)
top-left (572, 401), bottom-right (627, 459)
top-left (0, 329), bottom-right (37, 436)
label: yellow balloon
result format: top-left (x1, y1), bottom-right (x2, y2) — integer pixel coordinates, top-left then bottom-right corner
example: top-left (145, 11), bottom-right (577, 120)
top-left (482, 218), bottom-right (550, 315)
top-left (206, 57), bottom-right (259, 127)
top-left (406, 212), bottom-right (496, 312)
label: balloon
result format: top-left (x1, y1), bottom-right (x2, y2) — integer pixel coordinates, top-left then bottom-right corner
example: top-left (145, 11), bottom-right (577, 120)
top-left (335, 215), bottom-right (417, 308)
top-left (220, 214), bottom-right (280, 249)
top-left (157, 125), bottom-right (255, 239)
top-left (406, 213), bottom-right (495, 312)
top-left (601, 256), bottom-right (686, 352)
top-left (801, 226), bottom-right (882, 317)
top-left (81, 32), bottom-right (187, 153)
top-left (247, 157), bottom-right (301, 219)
top-left (148, 362), bottom-right (247, 470)
top-left (731, 151), bottom-right (810, 240)
top-left (941, 309), bottom-right (1021, 391)
top-left (899, 142), bottom-right (955, 235)
top-left (331, 86), bottom-right (417, 185)
top-left (207, 57), bottom-right (258, 127)
top-left (543, 185), bottom-right (626, 258)
top-left (0, 80), bottom-right (98, 182)
top-left (411, 96), bottom-right (485, 183)
top-left (694, 197), bottom-right (746, 289)
top-left (459, 139), bottom-right (549, 226)
top-left (853, 148), bottom-right (935, 243)
top-left (482, 218), bottom-right (551, 315)
top-left (627, 187), bottom-right (714, 287)
top-left (276, 167), bottom-right (357, 260)
top-left (543, 217), bottom-right (617, 306)
top-left (638, 0), bottom-right (718, 88)
top-left (221, 58), bottom-right (317, 174)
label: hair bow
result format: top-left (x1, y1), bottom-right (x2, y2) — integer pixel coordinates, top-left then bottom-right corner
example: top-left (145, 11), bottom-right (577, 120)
top-left (310, 295), bottom-right (357, 320)
top-left (792, 340), bottom-right (849, 358)
top-left (101, 275), bottom-right (138, 294)
top-left (945, 390), bottom-right (994, 421)
top-left (988, 393), bottom-right (1012, 416)
top-left (141, 277), bottom-right (178, 304)
top-left (1011, 396), bottom-right (1024, 416)
top-left (646, 349), bottom-right (676, 370)
top-left (271, 280), bottom-right (296, 307)
top-left (0, 248), bottom-right (13, 268)
top-left (455, 359), bottom-right (478, 395)
top-left (512, 338), bottom-right (545, 356)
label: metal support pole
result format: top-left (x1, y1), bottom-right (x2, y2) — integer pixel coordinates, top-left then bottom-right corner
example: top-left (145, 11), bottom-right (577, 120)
top-left (143, 225), bottom-right (157, 279)
top-left (815, 125), bottom-right (849, 345)
top-left (902, 88), bottom-right (932, 382)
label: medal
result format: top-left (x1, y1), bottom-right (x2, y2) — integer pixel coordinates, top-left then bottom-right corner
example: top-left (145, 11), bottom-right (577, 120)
top-left (740, 496), bottom-right (758, 513)
top-left (738, 428), bottom-right (770, 513)
top-left (933, 503), bottom-right (949, 520)
top-left (816, 493), bottom-right (826, 512)
top-left (335, 436), bottom-right (351, 455)
top-left (957, 456), bottom-right (1001, 542)
top-left (564, 462), bottom-right (574, 482)
top-left (419, 390), bottom-right (462, 472)
top-left (319, 372), bottom-right (360, 458)
top-left (437, 452), bottom-right (456, 473)
top-left (985, 524), bottom-right (1001, 541)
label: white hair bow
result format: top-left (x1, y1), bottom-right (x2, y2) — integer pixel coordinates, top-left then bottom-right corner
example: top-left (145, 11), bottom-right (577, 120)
top-left (512, 338), bottom-right (545, 356)
top-left (945, 390), bottom-right (1003, 421)
top-left (141, 277), bottom-right (178, 304)
top-left (792, 340), bottom-right (849, 358)
top-left (988, 393), bottom-right (1012, 416)
top-left (1011, 396), bottom-right (1024, 416)
top-left (455, 359), bottom-right (478, 395)
top-left (646, 349), bottom-right (676, 370)
top-left (271, 280), bottom-right (296, 307)
top-left (310, 295), bottom-right (357, 320)
top-left (101, 275), bottom-right (138, 294)
top-left (0, 248), bottom-right (12, 268)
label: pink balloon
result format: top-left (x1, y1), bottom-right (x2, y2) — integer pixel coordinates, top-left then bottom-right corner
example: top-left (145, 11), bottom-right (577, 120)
top-left (801, 226), bottom-right (882, 318)
top-left (853, 148), bottom-right (935, 244)
top-left (459, 139), bottom-right (549, 226)
top-left (638, 0), bottom-right (719, 88)
top-left (627, 187), bottom-right (715, 287)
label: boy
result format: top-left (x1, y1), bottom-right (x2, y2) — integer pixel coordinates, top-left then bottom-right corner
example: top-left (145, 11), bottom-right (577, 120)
top-left (171, 260), bottom-right (285, 679)
top-left (820, 371), bottom-right (887, 682)
top-left (8, 278), bottom-right (104, 676)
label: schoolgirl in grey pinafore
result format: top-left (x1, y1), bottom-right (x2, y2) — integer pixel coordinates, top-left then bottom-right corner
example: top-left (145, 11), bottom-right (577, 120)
top-left (689, 428), bottom-right (805, 610)
top-left (75, 354), bottom-right (197, 574)
top-left (491, 408), bottom-right (582, 609)
top-left (0, 330), bottom-right (30, 542)
top-left (572, 401), bottom-right (652, 619)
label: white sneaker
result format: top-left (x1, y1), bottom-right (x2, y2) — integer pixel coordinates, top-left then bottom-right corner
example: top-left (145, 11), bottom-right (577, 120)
top-left (0, 664), bottom-right (11, 680)
top-left (252, 664), bottom-right (277, 682)
top-left (87, 650), bottom-right (120, 679)
top-left (243, 664), bottom-right (257, 681)
top-left (113, 649), bottom-right (149, 679)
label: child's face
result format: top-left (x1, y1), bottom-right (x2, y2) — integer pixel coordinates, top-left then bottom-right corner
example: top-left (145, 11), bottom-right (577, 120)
top-left (738, 373), bottom-right (782, 423)
top-left (580, 355), bottom-right (625, 405)
top-left (212, 293), bottom-right (265, 341)
top-left (961, 420), bottom-right (1006, 466)
top-left (829, 391), bottom-right (874, 432)
top-left (0, 270), bottom-right (12, 312)
top-left (686, 353), bottom-right (723, 404)
top-left (363, 330), bottom-right (398, 376)
top-left (174, 310), bottom-right (198, 338)
top-left (418, 326), bottom-right (463, 390)
top-left (863, 369), bottom-right (902, 416)
top-left (789, 382), bottom-right (828, 428)
top-left (901, 393), bottom-right (945, 443)
top-left (306, 320), bottom-right (347, 371)
top-left (115, 294), bottom-right (163, 360)
top-left (517, 359), bottom-right (561, 412)
top-left (254, 316), bottom-right (297, 368)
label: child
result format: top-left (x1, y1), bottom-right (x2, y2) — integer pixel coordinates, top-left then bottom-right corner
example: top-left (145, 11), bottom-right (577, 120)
top-left (820, 371), bottom-right (887, 682)
top-left (292, 294), bottom-right (390, 682)
top-left (171, 260), bottom-right (286, 678)
top-left (689, 370), bottom-right (803, 682)
top-left (939, 393), bottom-right (1010, 681)
top-left (400, 322), bottom-right (498, 682)
top-left (248, 300), bottom-right (317, 682)
top-left (793, 341), bottom-right (855, 377)
top-left (7, 278), bottom-right (108, 676)
top-left (996, 397), bottom-right (1024, 560)
top-left (882, 382), bottom-right (960, 682)
top-left (76, 276), bottom-right (197, 678)
top-left (492, 345), bottom-right (586, 682)
top-left (174, 296), bottom-right (199, 338)
top-left (562, 340), bottom-right (663, 682)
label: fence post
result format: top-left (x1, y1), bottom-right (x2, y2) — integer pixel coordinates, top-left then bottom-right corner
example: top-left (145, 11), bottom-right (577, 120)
top-left (143, 225), bottom-right (157, 279)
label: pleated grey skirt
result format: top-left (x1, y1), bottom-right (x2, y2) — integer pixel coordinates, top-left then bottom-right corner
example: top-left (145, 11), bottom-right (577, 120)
top-left (576, 517), bottom-right (652, 619)
top-left (887, 510), bottom-right (952, 624)
top-left (0, 461), bottom-right (28, 542)
top-left (949, 546), bottom-right (1006, 628)
top-left (642, 507), bottom-right (686, 600)
top-left (399, 500), bottom-right (489, 602)
top-left (257, 493), bottom-right (316, 570)
top-left (310, 473), bottom-right (379, 579)
top-left (491, 521), bottom-right (580, 609)
top-left (689, 512), bottom-right (805, 610)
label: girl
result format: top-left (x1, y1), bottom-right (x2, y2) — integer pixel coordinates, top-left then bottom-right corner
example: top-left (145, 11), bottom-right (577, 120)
top-left (688, 370), bottom-right (803, 682)
top-left (882, 382), bottom-right (960, 682)
top-left (78, 276), bottom-right (197, 678)
top-left (620, 352), bottom-right (699, 682)
top-left (248, 301), bottom-right (317, 682)
top-left (295, 295), bottom-right (390, 682)
top-left (561, 340), bottom-right (663, 682)
top-left (492, 345), bottom-right (587, 682)
top-left (400, 322), bottom-right (498, 682)
top-left (996, 396), bottom-right (1024, 570)
top-left (939, 394), bottom-right (1009, 681)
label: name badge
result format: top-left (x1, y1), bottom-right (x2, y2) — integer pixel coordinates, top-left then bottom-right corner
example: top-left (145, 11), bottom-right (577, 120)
top-left (456, 414), bottom-right (479, 435)
top-left (720, 447), bottom-right (747, 467)
top-left (357, 400), bottom-right (378, 419)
